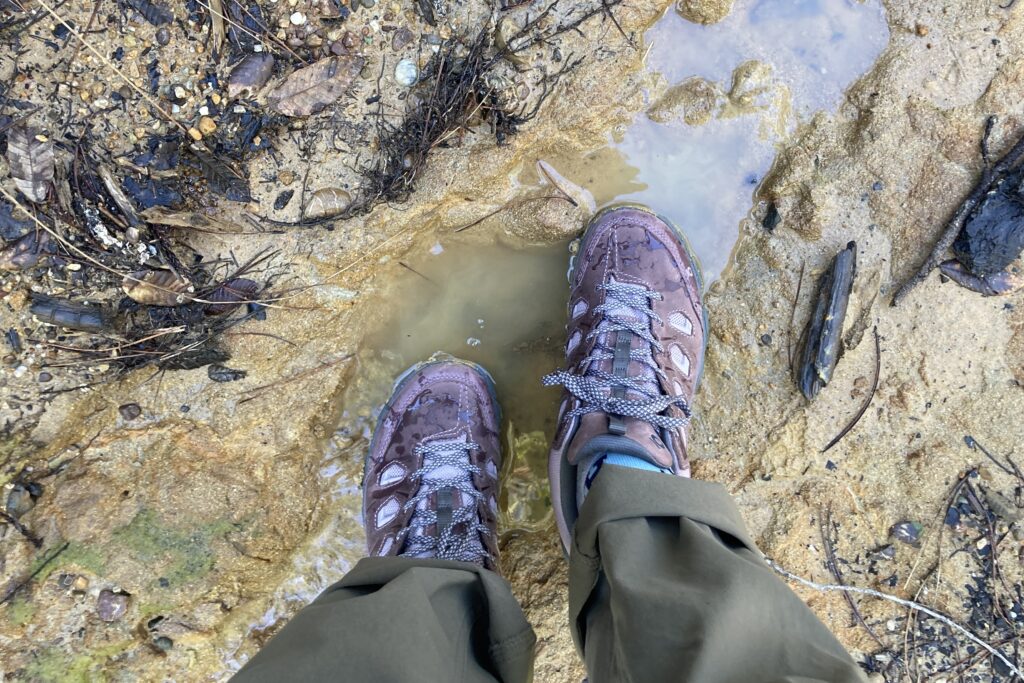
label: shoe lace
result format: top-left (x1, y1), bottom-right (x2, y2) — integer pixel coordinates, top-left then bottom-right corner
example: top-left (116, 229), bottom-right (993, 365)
top-left (400, 439), bottom-right (492, 565)
top-left (542, 281), bottom-right (690, 429)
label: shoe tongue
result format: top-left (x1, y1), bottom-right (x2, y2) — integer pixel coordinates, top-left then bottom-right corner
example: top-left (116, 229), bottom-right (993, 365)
top-left (567, 414), bottom-right (676, 470)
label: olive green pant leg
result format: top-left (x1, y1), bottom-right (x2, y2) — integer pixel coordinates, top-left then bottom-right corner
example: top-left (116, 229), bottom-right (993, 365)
top-left (569, 465), bottom-right (867, 683)
top-left (233, 557), bottom-right (536, 683)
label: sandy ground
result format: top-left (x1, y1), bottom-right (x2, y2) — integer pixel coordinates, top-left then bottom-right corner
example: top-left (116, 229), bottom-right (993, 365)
top-left (1, 0), bottom-right (1024, 680)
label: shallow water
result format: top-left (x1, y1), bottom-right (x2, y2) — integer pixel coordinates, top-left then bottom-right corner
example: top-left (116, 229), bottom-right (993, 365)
top-left (326, 0), bottom-right (890, 534)
top-left (359, 236), bottom-right (572, 529)
top-left (231, 0), bottom-right (891, 655)
top-left (543, 0), bottom-right (889, 281)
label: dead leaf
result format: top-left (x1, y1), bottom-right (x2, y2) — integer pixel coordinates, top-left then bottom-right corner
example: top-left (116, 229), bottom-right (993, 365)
top-left (303, 188), bottom-right (352, 220)
top-left (122, 269), bottom-right (194, 306)
top-left (207, 0), bottom-right (226, 53)
top-left (140, 207), bottom-right (238, 232)
top-left (0, 231), bottom-right (51, 271)
top-left (227, 53), bottom-right (275, 99)
top-left (6, 125), bottom-right (54, 203)
top-left (268, 56), bottom-right (365, 117)
top-left (191, 147), bottom-right (251, 202)
top-left (206, 278), bottom-right (259, 315)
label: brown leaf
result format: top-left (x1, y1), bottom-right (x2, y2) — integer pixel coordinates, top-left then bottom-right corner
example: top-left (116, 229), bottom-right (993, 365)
top-left (227, 53), bottom-right (275, 99)
top-left (0, 231), bottom-right (51, 271)
top-left (268, 56), bottom-right (365, 117)
top-left (191, 147), bottom-right (251, 202)
top-left (6, 125), bottom-right (54, 203)
top-left (205, 277), bottom-right (259, 315)
top-left (303, 188), bottom-right (352, 220)
top-left (122, 269), bottom-right (194, 306)
top-left (140, 207), bottom-right (238, 232)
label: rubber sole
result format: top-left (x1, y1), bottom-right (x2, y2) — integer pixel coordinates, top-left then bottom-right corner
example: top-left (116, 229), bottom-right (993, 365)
top-left (568, 202), bottom-right (711, 390)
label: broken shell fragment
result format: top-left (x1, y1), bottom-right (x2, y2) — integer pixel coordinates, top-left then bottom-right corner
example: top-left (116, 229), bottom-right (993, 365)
top-left (227, 53), bottom-right (276, 99)
top-left (97, 589), bottom-right (130, 622)
top-left (794, 241), bottom-right (857, 400)
top-left (122, 270), bottom-right (194, 306)
top-left (303, 188), bottom-right (352, 220)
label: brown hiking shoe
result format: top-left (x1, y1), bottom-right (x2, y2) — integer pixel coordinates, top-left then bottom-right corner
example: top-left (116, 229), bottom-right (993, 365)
top-left (543, 205), bottom-right (708, 552)
top-left (363, 353), bottom-right (502, 569)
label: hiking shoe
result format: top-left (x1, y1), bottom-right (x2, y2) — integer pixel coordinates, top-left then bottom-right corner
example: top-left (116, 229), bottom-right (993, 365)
top-left (363, 353), bottom-right (502, 569)
top-left (543, 205), bottom-right (709, 552)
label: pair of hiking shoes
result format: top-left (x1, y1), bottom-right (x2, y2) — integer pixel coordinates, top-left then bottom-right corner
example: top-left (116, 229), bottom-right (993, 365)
top-left (362, 206), bottom-right (708, 568)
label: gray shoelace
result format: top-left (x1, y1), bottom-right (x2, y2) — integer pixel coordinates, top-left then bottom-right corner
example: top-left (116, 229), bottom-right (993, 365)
top-left (543, 281), bottom-right (691, 429)
top-left (400, 439), bottom-right (492, 564)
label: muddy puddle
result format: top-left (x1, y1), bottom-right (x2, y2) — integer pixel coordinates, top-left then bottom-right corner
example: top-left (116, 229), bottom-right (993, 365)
top-left (227, 0), bottom-right (892, 668)
top-left (533, 0), bottom-right (889, 281)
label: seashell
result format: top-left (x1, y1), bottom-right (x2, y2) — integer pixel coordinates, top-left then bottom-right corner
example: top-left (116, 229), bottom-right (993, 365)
top-left (303, 188), bottom-right (352, 220)
top-left (122, 269), bottom-right (194, 306)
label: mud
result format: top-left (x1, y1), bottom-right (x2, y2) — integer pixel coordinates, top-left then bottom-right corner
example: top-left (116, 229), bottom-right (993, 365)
top-left (2, 0), bottom-right (1024, 680)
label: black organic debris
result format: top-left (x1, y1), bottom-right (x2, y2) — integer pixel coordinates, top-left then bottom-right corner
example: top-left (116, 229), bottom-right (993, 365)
top-left (208, 363), bottom-right (246, 382)
top-left (30, 295), bottom-right (112, 332)
top-left (121, 0), bottom-right (173, 26)
top-left (894, 116), bottom-right (1024, 303)
top-left (794, 241), bottom-right (857, 400)
top-left (890, 520), bottom-right (923, 546)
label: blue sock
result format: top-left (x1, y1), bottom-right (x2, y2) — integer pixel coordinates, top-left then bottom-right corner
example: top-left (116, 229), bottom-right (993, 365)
top-left (578, 452), bottom-right (672, 508)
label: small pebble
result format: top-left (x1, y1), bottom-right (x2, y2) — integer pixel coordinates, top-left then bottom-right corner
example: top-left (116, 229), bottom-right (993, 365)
top-left (392, 26), bottom-right (414, 50)
top-left (72, 575), bottom-right (90, 592)
top-left (97, 590), bottom-right (129, 622)
top-left (13, 365), bottom-right (27, 378)
top-left (890, 521), bottom-right (923, 546)
top-left (278, 170), bottom-right (295, 185)
top-left (759, 333), bottom-right (772, 346)
top-left (394, 59), bottom-right (418, 86)
top-left (5, 485), bottom-right (34, 517)
top-left (154, 636), bottom-right (174, 651)
top-left (187, 127), bottom-right (203, 141)
top-left (155, 27), bottom-right (171, 45)
top-left (38, 372), bottom-right (52, 382)
top-left (119, 403), bottom-right (142, 421)
top-left (198, 116), bottom-right (217, 135)
top-left (290, 11), bottom-right (306, 25)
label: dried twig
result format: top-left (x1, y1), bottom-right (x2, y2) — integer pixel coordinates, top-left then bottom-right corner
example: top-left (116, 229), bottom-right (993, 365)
top-left (821, 326), bottom-right (881, 453)
top-left (0, 510), bottom-right (42, 547)
top-left (819, 508), bottom-right (885, 647)
top-left (238, 354), bottom-right (351, 403)
top-left (0, 541), bottom-right (69, 605)
top-left (769, 560), bottom-right (1024, 679)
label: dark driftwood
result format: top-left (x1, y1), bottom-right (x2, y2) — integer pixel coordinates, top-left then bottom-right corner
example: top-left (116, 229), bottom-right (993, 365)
top-left (892, 117), bottom-right (1024, 305)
